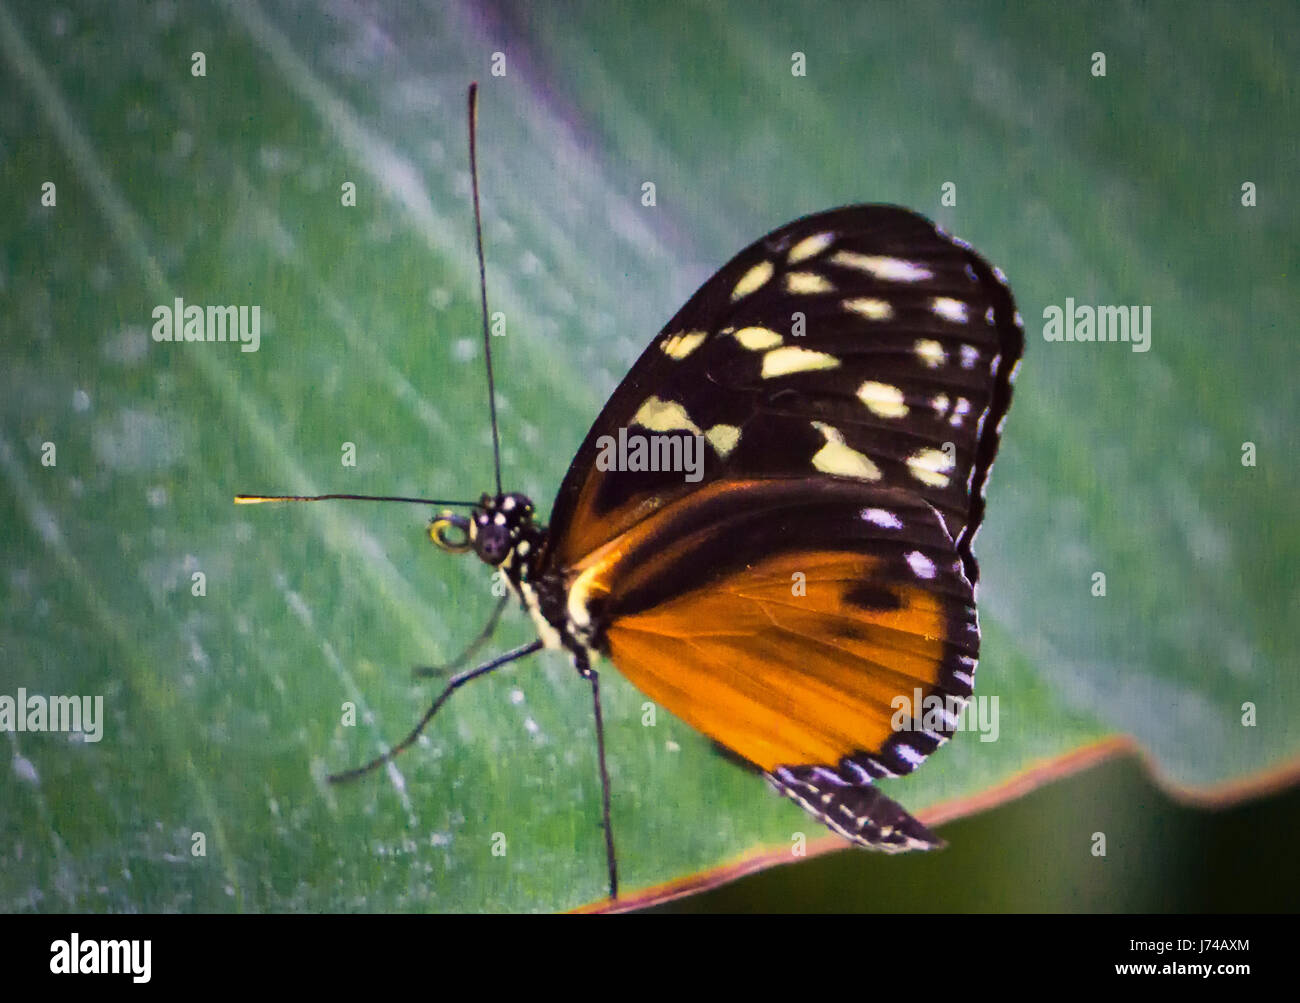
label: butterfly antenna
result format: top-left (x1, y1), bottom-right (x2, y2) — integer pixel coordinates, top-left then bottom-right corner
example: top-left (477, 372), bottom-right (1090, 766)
top-left (234, 493), bottom-right (478, 507)
top-left (468, 82), bottom-right (503, 497)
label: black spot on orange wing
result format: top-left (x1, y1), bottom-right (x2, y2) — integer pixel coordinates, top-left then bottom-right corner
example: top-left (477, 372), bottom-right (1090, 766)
top-left (843, 583), bottom-right (903, 612)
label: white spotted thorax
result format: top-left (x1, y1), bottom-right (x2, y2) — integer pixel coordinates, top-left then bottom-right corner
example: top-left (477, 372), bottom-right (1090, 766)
top-left (444, 493), bottom-right (610, 663)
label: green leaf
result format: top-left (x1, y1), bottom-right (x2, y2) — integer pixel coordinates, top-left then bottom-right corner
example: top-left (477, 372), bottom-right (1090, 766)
top-left (1, 0), bottom-right (1295, 912)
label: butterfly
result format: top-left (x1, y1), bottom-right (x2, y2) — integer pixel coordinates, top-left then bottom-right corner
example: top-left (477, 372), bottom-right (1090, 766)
top-left (237, 85), bottom-right (1024, 901)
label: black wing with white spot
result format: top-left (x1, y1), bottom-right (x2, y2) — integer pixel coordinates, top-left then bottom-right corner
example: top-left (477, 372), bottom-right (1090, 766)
top-left (544, 205), bottom-right (1023, 583)
top-left (766, 765), bottom-right (943, 853)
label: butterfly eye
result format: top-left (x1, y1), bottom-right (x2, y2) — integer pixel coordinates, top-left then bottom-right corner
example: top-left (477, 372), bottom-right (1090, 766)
top-left (473, 522), bottom-right (513, 565)
top-left (429, 513), bottom-right (472, 554)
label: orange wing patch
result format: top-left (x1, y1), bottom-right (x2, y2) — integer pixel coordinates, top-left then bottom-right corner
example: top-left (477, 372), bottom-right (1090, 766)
top-left (605, 549), bottom-right (950, 772)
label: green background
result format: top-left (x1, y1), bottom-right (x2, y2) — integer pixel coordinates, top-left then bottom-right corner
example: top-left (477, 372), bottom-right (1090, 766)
top-left (1, 0), bottom-right (1296, 912)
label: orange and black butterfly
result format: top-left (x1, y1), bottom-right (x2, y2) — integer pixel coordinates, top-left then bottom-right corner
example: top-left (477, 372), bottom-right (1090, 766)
top-left (238, 85), bottom-right (1023, 900)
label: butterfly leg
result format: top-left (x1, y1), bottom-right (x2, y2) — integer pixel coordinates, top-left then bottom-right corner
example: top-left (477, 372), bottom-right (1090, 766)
top-left (329, 639), bottom-right (543, 783)
top-left (576, 652), bottom-right (619, 900)
top-left (412, 593), bottom-right (509, 678)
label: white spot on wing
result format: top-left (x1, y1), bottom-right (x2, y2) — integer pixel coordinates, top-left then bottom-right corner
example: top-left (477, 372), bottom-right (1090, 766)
top-left (862, 507), bottom-right (902, 529)
top-left (733, 326), bottom-right (783, 350)
top-left (843, 297), bottom-right (893, 320)
top-left (960, 344), bottom-right (980, 369)
top-left (907, 447), bottom-right (954, 487)
top-left (660, 330), bottom-right (707, 359)
top-left (856, 381), bottom-right (909, 418)
top-left (731, 260), bottom-right (774, 300)
top-left (784, 271), bottom-right (835, 294)
top-left (631, 396), bottom-right (701, 434)
top-left (787, 232), bottom-right (835, 264)
top-left (830, 251), bottom-right (933, 282)
top-left (810, 421), bottom-right (881, 481)
top-left (706, 423), bottom-right (741, 457)
top-left (761, 346), bottom-right (839, 379)
top-left (914, 338), bottom-right (946, 368)
top-left (905, 550), bottom-right (937, 579)
top-left (931, 297), bottom-right (969, 323)
top-left (895, 742), bottom-right (925, 766)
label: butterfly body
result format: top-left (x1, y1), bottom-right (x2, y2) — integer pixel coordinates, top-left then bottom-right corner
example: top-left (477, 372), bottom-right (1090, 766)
top-left (438, 203), bottom-right (1024, 860)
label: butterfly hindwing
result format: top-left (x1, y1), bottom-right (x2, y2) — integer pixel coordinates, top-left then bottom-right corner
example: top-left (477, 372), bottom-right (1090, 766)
top-left (568, 477), bottom-right (977, 783)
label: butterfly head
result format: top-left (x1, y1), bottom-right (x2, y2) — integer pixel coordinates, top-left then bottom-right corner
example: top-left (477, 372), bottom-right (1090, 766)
top-left (429, 492), bottom-right (537, 567)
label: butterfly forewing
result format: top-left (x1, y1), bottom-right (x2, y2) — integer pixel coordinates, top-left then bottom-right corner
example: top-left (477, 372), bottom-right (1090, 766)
top-left (546, 205), bottom-right (1023, 586)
